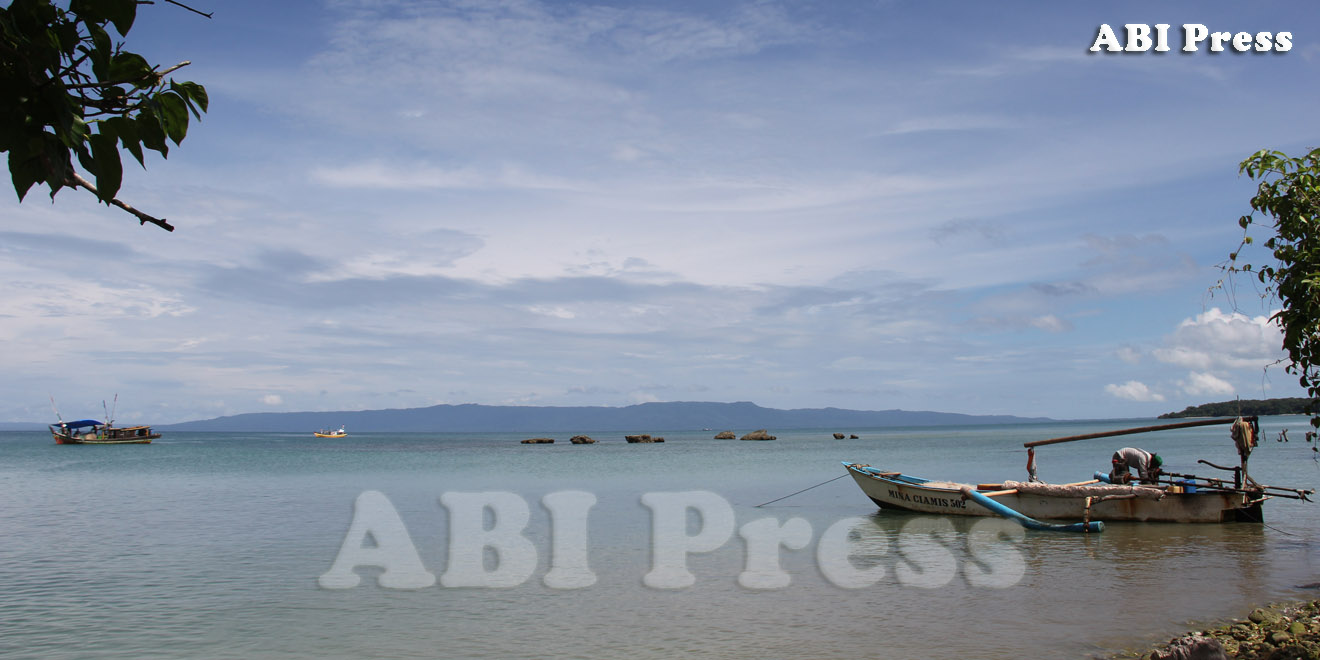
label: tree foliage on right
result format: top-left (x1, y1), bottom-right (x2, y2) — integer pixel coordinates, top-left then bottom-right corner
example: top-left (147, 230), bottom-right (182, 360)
top-left (1225, 148), bottom-right (1320, 428)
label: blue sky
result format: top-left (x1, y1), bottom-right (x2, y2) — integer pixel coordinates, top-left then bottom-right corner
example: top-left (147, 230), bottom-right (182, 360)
top-left (3, 0), bottom-right (1318, 424)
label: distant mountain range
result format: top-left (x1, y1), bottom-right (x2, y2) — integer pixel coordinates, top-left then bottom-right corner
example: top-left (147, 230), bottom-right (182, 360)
top-left (156, 401), bottom-right (1052, 433)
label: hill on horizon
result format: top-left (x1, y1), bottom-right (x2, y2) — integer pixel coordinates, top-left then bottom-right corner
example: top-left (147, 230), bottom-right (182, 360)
top-left (157, 401), bottom-right (1053, 433)
top-left (1158, 397), bottom-right (1312, 419)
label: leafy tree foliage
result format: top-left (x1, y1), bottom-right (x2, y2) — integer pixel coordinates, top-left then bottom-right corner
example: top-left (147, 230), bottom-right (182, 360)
top-left (1223, 148), bottom-right (1320, 427)
top-left (0, 0), bottom-right (208, 232)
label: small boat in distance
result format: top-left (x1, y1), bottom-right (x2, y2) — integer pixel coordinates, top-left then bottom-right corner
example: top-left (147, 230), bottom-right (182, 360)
top-left (314, 425), bottom-right (347, 438)
top-left (50, 419), bottom-right (158, 445)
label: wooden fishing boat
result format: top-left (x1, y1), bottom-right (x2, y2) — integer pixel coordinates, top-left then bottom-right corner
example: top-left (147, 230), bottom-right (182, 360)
top-left (844, 463), bottom-right (1260, 524)
top-left (845, 416), bottom-right (1312, 530)
top-left (50, 419), bottom-right (158, 445)
top-left (314, 426), bottom-right (347, 438)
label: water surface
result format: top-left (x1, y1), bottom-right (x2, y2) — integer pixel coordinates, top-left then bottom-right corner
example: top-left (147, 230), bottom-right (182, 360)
top-left (1, 418), bottom-right (1317, 659)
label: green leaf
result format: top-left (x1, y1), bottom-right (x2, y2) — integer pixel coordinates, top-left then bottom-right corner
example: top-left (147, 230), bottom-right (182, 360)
top-left (75, 141), bottom-right (96, 173)
top-left (88, 131), bottom-right (123, 203)
top-left (101, 0), bottom-right (137, 37)
top-left (107, 51), bottom-right (152, 85)
top-left (68, 0), bottom-right (136, 36)
top-left (86, 22), bottom-right (112, 81)
top-left (136, 111), bottom-right (168, 157)
top-left (39, 132), bottom-right (71, 196)
top-left (154, 92), bottom-right (189, 145)
top-left (8, 149), bottom-right (43, 202)
top-left (105, 117), bottom-right (144, 167)
top-left (170, 80), bottom-right (209, 117)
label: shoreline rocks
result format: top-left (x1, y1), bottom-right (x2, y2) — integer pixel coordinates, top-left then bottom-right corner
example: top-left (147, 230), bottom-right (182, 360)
top-left (1116, 600), bottom-right (1320, 660)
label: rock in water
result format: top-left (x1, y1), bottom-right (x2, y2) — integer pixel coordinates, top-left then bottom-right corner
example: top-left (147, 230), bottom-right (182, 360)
top-left (740, 429), bottom-right (776, 441)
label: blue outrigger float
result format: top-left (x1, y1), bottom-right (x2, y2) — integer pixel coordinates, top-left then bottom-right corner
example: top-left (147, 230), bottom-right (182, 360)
top-left (845, 416), bottom-right (1312, 532)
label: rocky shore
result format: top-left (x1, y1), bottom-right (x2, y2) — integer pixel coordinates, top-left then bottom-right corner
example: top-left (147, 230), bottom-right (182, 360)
top-left (1115, 600), bottom-right (1320, 660)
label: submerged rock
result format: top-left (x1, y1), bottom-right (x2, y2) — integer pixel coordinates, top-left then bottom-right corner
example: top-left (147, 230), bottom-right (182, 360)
top-left (625, 434), bottom-right (664, 443)
top-left (521, 437), bottom-right (554, 444)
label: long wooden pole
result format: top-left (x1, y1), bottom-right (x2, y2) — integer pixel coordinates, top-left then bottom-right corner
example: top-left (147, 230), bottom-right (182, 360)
top-left (1023, 417), bottom-right (1255, 448)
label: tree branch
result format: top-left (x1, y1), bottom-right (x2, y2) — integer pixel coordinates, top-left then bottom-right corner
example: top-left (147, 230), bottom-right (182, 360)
top-left (159, 0), bottom-right (214, 19)
top-left (67, 172), bottom-right (175, 232)
top-left (61, 61), bottom-right (191, 91)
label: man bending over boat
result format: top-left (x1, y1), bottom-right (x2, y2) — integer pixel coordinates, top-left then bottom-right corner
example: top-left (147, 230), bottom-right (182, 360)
top-left (1109, 447), bottom-right (1163, 485)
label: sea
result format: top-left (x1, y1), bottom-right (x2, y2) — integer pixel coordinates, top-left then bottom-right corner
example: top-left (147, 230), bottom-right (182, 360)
top-left (1, 417), bottom-right (1318, 659)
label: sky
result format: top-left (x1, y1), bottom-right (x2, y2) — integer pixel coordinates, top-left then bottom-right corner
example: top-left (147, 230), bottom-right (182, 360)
top-left (3, 0), bottom-right (1319, 425)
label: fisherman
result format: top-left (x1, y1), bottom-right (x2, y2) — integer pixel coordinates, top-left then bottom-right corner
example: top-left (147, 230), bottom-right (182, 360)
top-left (1109, 447), bottom-right (1163, 485)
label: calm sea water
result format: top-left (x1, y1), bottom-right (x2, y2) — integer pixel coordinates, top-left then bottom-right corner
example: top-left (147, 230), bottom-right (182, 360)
top-left (1, 417), bottom-right (1318, 659)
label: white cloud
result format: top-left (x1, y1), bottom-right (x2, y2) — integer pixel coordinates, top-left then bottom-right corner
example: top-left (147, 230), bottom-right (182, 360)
top-left (1030, 315), bottom-right (1070, 333)
top-left (1152, 308), bottom-right (1284, 371)
top-left (310, 161), bottom-right (587, 192)
top-left (526, 305), bottom-right (576, 319)
top-left (884, 114), bottom-right (1023, 135)
top-left (1104, 381), bottom-right (1165, 402)
top-left (1116, 346), bottom-right (1142, 365)
top-left (1180, 371), bottom-right (1235, 397)
top-left (261, 395), bottom-right (284, 406)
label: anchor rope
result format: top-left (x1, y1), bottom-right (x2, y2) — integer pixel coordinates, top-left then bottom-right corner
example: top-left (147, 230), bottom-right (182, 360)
top-left (754, 474), bottom-right (849, 507)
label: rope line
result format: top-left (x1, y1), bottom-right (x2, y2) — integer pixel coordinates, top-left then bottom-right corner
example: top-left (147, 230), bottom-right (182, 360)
top-left (754, 474), bottom-right (849, 507)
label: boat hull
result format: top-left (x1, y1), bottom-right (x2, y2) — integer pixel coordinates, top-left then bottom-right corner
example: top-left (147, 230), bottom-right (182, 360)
top-left (50, 421), bottom-right (159, 445)
top-left (844, 463), bottom-right (1261, 524)
top-left (53, 434), bottom-right (155, 444)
